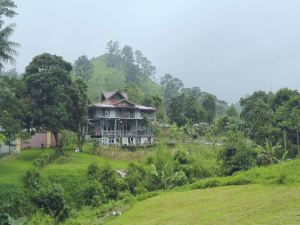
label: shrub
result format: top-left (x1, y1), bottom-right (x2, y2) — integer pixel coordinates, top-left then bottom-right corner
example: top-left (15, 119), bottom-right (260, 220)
top-left (125, 163), bottom-right (147, 195)
top-left (86, 163), bottom-right (100, 180)
top-left (86, 163), bottom-right (128, 200)
top-left (174, 150), bottom-right (189, 164)
top-left (26, 212), bottom-right (54, 225)
top-left (81, 181), bottom-right (106, 207)
top-left (100, 165), bottom-right (128, 191)
top-left (0, 187), bottom-right (31, 219)
top-left (24, 170), bottom-right (41, 190)
top-left (169, 171), bottom-right (189, 187)
top-left (0, 213), bottom-right (27, 225)
top-left (32, 184), bottom-right (69, 222)
top-left (191, 164), bottom-right (211, 179)
top-left (226, 176), bottom-right (252, 185)
top-left (203, 179), bottom-right (222, 188)
top-left (274, 173), bottom-right (288, 185)
top-left (33, 154), bottom-right (50, 168)
top-left (219, 131), bottom-right (257, 175)
top-left (33, 152), bottom-right (59, 169)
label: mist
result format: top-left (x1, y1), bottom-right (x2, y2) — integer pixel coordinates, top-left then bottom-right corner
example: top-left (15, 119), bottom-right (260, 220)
top-left (12, 0), bottom-right (300, 103)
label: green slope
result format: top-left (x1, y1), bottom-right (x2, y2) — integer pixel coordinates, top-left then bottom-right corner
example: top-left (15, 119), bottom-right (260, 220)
top-left (87, 55), bottom-right (161, 102)
top-left (104, 157), bottom-right (300, 225)
top-left (105, 184), bottom-right (300, 225)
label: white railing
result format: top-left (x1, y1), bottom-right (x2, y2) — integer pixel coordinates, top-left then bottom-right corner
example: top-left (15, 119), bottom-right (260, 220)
top-left (89, 130), bottom-right (153, 137)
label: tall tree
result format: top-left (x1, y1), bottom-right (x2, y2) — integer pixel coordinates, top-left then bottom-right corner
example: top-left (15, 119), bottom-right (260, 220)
top-left (0, 0), bottom-right (19, 71)
top-left (23, 53), bottom-right (73, 151)
top-left (124, 82), bottom-right (143, 104)
top-left (160, 74), bottom-right (183, 109)
top-left (276, 95), bottom-right (300, 156)
top-left (73, 55), bottom-right (93, 81)
top-left (0, 76), bottom-right (26, 153)
top-left (201, 93), bottom-right (217, 123)
top-left (272, 88), bottom-right (298, 111)
top-left (68, 79), bottom-right (88, 151)
top-left (106, 40), bottom-right (121, 68)
top-left (240, 91), bottom-right (276, 145)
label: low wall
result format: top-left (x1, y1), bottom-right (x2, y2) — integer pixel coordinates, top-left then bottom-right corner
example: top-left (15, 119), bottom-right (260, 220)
top-left (21, 132), bottom-right (56, 149)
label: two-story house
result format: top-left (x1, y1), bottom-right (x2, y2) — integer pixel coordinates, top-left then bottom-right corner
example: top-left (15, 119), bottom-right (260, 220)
top-left (87, 91), bottom-right (155, 145)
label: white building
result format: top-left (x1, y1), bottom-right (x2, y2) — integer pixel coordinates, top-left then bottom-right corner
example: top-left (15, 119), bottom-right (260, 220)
top-left (87, 91), bottom-right (155, 146)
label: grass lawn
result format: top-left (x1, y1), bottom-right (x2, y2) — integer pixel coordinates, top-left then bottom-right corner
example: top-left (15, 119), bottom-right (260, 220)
top-left (42, 149), bottom-right (129, 178)
top-left (105, 184), bottom-right (300, 225)
top-left (0, 148), bottom-right (129, 187)
top-left (0, 148), bottom-right (53, 185)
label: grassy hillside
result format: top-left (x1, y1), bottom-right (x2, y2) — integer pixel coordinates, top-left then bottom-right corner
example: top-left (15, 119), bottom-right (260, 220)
top-left (105, 184), bottom-right (300, 225)
top-left (104, 157), bottom-right (300, 225)
top-left (87, 55), bottom-right (161, 102)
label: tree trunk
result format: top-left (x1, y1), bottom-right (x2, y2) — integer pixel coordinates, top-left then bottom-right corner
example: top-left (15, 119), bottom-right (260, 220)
top-left (53, 131), bottom-right (63, 155)
top-left (77, 124), bottom-right (85, 151)
top-left (297, 128), bottom-right (300, 154)
top-left (8, 138), bottom-right (11, 154)
top-left (53, 131), bottom-right (59, 147)
top-left (283, 129), bottom-right (287, 153)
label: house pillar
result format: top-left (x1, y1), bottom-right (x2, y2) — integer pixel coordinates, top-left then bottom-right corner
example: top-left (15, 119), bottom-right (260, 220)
top-left (114, 119), bottom-right (117, 138)
top-left (135, 120), bottom-right (138, 136)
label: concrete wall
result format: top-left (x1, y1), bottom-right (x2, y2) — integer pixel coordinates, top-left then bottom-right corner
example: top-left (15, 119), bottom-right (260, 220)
top-left (21, 132), bottom-right (56, 149)
top-left (0, 140), bottom-right (17, 154)
top-left (0, 143), bottom-right (10, 154)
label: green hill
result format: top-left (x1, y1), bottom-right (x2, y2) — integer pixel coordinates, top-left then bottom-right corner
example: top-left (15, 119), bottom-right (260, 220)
top-left (87, 55), bottom-right (161, 102)
top-left (106, 184), bottom-right (300, 225)
top-left (104, 157), bottom-right (300, 225)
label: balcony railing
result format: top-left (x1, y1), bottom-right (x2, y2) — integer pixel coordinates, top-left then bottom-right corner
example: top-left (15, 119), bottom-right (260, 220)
top-left (115, 111), bottom-right (135, 118)
top-left (89, 130), bottom-right (153, 137)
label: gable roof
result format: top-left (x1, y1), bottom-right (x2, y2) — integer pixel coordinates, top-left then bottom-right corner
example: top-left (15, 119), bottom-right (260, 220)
top-left (89, 91), bottom-right (155, 111)
top-left (102, 91), bottom-right (128, 101)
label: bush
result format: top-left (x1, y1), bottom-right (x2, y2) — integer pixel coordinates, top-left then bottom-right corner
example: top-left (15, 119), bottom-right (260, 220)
top-left (0, 213), bottom-right (27, 225)
top-left (33, 152), bottom-right (59, 169)
top-left (26, 212), bottom-right (54, 225)
top-left (169, 171), bottom-right (189, 187)
top-left (191, 164), bottom-right (212, 179)
top-left (24, 170), bottom-right (41, 190)
top-left (86, 163), bottom-right (100, 180)
top-left (174, 150), bottom-right (189, 164)
top-left (219, 131), bottom-right (257, 175)
top-left (125, 163), bottom-right (147, 195)
top-left (0, 187), bottom-right (31, 219)
top-left (86, 163), bottom-right (128, 200)
top-left (226, 176), bottom-right (252, 185)
top-left (33, 154), bottom-right (50, 168)
top-left (32, 184), bottom-right (69, 222)
top-left (203, 179), bottom-right (222, 188)
top-left (81, 181), bottom-right (106, 207)
top-left (273, 173), bottom-right (288, 185)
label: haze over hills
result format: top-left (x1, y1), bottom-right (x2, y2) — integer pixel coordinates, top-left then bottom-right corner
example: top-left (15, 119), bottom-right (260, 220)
top-left (87, 54), bottom-right (161, 102)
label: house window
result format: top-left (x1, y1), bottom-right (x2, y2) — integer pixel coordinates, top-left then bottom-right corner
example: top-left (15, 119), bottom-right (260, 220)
top-left (105, 110), bottom-right (110, 117)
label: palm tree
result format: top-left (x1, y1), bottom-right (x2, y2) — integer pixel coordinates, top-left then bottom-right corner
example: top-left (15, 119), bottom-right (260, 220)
top-left (0, 22), bottom-right (19, 70)
top-left (0, 0), bottom-right (19, 71)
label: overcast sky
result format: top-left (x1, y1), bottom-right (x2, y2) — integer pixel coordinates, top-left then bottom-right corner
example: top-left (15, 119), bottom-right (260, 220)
top-left (9, 0), bottom-right (300, 103)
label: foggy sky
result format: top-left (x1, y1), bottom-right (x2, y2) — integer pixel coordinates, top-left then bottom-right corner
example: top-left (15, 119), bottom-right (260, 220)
top-left (10, 0), bottom-right (300, 103)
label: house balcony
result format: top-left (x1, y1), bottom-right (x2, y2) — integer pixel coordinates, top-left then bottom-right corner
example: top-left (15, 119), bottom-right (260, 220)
top-left (89, 130), bottom-right (153, 137)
